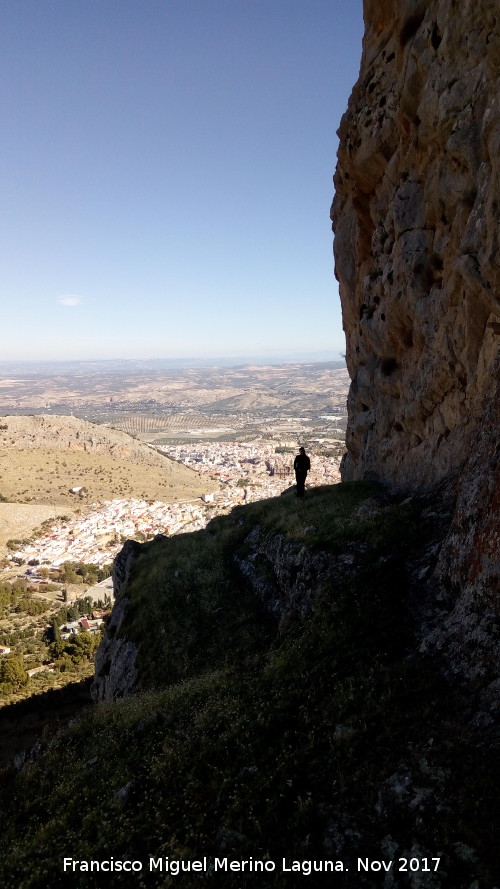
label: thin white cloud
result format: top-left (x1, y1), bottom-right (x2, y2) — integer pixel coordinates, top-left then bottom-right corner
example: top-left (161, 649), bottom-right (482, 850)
top-left (58, 295), bottom-right (82, 307)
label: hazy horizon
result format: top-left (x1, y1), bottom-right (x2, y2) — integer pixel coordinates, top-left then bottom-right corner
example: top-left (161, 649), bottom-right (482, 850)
top-left (0, 351), bottom-right (346, 374)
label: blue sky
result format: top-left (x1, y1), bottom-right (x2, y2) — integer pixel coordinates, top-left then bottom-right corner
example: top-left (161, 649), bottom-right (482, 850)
top-left (1, 0), bottom-right (363, 361)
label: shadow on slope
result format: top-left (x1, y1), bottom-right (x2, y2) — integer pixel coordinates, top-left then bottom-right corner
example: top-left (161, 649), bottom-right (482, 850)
top-left (0, 483), bottom-right (498, 888)
top-left (0, 678), bottom-right (92, 769)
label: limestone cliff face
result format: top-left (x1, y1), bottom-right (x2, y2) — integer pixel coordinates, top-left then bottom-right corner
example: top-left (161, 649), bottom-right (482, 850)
top-left (333, 0), bottom-right (500, 679)
top-left (332, 0), bottom-right (500, 489)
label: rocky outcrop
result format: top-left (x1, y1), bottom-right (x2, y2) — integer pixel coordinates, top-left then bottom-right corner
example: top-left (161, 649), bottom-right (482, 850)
top-left (92, 541), bottom-right (141, 703)
top-left (421, 350), bottom-right (500, 678)
top-left (332, 0), bottom-right (500, 490)
top-left (235, 525), bottom-right (363, 621)
top-left (333, 0), bottom-right (500, 680)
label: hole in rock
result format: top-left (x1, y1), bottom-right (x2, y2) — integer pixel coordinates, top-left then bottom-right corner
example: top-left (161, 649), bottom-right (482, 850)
top-left (381, 357), bottom-right (398, 376)
top-left (400, 13), bottom-right (425, 47)
top-left (431, 23), bottom-right (442, 50)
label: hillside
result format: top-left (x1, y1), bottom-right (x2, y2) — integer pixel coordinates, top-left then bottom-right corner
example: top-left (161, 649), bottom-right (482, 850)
top-left (0, 414), bottom-right (179, 459)
top-left (0, 502), bottom-right (67, 547)
top-left (1, 2), bottom-right (499, 887)
top-left (0, 484), bottom-right (498, 887)
top-left (0, 415), bottom-right (214, 507)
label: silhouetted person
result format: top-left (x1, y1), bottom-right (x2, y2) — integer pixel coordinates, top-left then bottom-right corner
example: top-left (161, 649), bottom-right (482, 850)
top-left (294, 447), bottom-right (310, 498)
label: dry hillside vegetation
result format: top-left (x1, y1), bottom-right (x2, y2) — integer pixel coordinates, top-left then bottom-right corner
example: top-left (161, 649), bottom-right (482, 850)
top-left (0, 503), bottom-right (70, 546)
top-left (0, 448), bottom-right (210, 506)
top-left (0, 416), bottom-right (213, 507)
top-left (0, 414), bottom-right (199, 465)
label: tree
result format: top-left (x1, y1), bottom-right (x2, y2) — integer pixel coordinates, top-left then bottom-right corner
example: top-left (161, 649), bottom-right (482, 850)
top-left (49, 639), bottom-right (66, 660)
top-left (53, 653), bottom-right (75, 673)
top-left (52, 617), bottom-right (61, 643)
top-left (0, 656), bottom-right (29, 691)
top-left (97, 564), bottom-right (113, 582)
top-left (77, 597), bottom-right (93, 616)
top-left (60, 562), bottom-right (78, 584)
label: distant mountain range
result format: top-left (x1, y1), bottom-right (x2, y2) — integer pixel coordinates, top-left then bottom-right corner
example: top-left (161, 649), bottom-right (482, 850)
top-left (0, 353), bottom-right (345, 376)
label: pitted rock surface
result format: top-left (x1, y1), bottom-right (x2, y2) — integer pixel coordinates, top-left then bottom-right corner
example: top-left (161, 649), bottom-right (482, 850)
top-left (332, 0), bottom-right (500, 490)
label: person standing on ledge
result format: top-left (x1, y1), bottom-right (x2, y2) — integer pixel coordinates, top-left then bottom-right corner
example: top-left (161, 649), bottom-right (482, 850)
top-left (293, 446), bottom-right (310, 498)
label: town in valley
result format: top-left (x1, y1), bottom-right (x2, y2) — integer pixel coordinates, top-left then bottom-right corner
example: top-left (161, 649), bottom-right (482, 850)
top-left (0, 359), bottom-right (349, 708)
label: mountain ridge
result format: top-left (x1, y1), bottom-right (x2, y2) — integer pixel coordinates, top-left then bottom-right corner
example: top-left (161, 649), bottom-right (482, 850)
top-left (0, 414), bottom-right (212, 507)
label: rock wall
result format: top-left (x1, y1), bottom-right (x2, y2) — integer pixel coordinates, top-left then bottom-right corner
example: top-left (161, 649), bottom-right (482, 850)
top-left (332, 0), bottom-right (500, 489)
top-left (92, 540), bottom-right (140, 703)
top-left (333, 0), bottom-right (500, 680)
